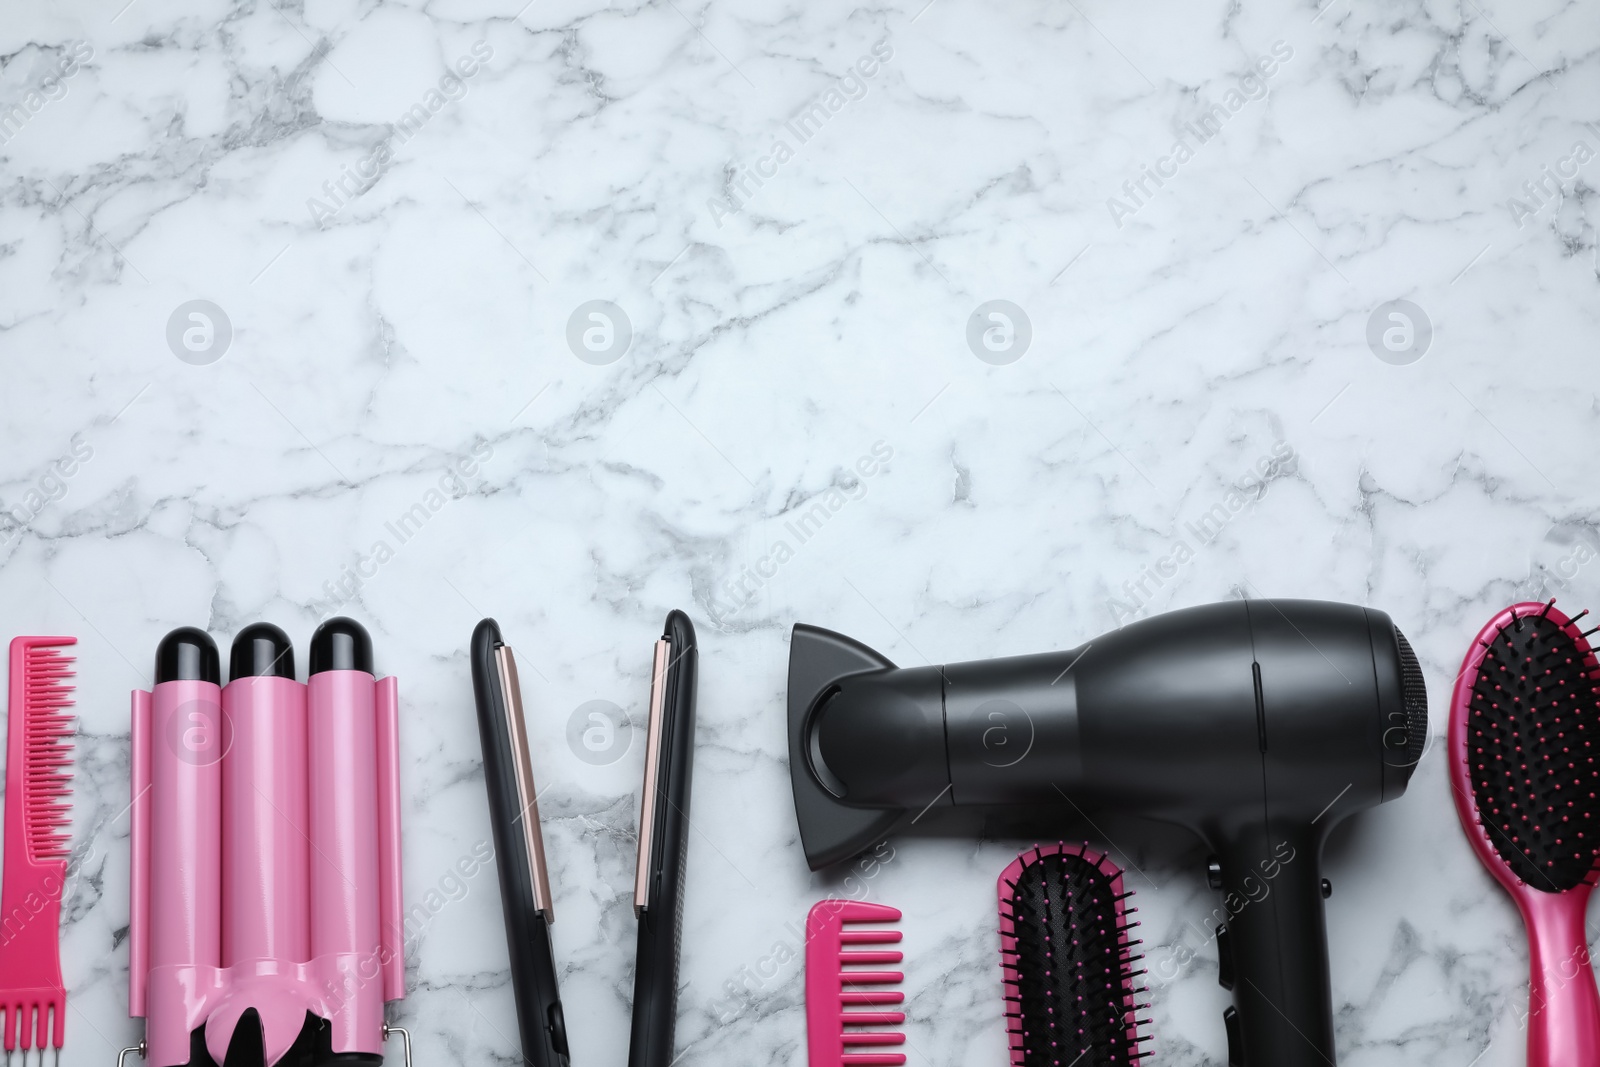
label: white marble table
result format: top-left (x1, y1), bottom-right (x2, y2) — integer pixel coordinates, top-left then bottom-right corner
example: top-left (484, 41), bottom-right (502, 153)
top-left (2, 0), bottom-right (1598, 1064)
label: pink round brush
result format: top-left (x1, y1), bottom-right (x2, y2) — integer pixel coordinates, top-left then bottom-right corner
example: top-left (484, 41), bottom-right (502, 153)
top-left (1450, 600), bottom-right (1600, 1067)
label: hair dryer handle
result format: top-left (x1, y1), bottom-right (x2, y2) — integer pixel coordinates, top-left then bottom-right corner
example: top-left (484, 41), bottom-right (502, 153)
top-left (1211, 821), bottom-right (1336, 1067)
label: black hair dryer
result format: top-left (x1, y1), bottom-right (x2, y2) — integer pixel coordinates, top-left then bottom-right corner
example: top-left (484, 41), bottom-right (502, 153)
top-left (786, 598), bottom-right (1427, 1067)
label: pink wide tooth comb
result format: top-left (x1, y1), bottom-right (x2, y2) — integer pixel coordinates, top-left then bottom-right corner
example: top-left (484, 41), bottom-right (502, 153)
top-left (0, 637), bottom-right (76, 1067)
top-left (805, 900), bottom-right (906, 1067)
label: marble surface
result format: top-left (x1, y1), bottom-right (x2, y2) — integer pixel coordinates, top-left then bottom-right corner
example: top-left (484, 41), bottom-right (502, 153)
top-left (2, 0), bottom-right (1599, 1064)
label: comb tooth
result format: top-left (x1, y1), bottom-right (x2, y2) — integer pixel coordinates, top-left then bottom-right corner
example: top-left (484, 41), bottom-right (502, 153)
top-left (13, 641), bottom-right (77, 864)
top-left (839, 930), bottom-right (901, 944)
top-left (841, 951), bottom-right (903, 965)
top-left (840, 1055), bottom-right (905, 1066)
top-left (840, 1032), bottom-right (906, 1047)
top-left (839, 1011), bottom-right (905, 1026)
top-left (841, 971), bottom-right (903, 985)
top-left (840, 991), bottom-right (904, 1005)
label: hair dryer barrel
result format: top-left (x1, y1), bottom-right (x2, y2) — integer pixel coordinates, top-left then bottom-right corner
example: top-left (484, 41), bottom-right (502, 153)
top-left (812, 613), bottom-right (1272, 814)
top-left (145, 629), bottom-right (224, 1066)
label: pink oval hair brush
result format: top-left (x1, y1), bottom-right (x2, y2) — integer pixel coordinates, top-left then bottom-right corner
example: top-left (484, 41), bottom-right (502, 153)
top-left (1450, 600), bottom-right (1600, 1067)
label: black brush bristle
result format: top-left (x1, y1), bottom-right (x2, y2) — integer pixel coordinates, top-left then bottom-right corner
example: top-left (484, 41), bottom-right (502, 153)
top-left (1001, 846), bottom-right (1144, 1066)
top-left (1467, 606), bottom-right (1600, 892)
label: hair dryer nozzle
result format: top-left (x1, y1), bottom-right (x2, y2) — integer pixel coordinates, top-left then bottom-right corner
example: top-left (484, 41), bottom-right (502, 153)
top-left (788, 625), bottom-right (917, 870)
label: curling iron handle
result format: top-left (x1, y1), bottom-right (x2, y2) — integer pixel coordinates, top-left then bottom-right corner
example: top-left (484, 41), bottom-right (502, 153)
top-left (1212, 821), bottom-right (1336, 1067)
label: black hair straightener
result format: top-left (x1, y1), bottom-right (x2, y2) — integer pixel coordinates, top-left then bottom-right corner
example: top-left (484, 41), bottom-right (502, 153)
top-left (469, 611), bottom-right (698, 1067)
top-left (628, 610), bottom-right (698, 1067)
top-left (470, 619), bottom-right (569, 1067)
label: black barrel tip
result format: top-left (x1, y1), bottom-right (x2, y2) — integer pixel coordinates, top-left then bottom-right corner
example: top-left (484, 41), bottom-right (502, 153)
top-left (229, 622), bottom-right (296, 680)
top-left (664, 608), bottom-right (696, 648)
top-left (155, 626), bottom-right (221, 685)
top-left (309, 616), bottom-right (373, 675)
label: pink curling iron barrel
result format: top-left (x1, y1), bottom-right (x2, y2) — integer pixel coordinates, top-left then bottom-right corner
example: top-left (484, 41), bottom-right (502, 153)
top-left (128, 619), bottom-right (407, 1067)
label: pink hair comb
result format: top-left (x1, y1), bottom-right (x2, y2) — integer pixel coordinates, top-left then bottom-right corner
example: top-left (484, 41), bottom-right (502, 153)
top-left (0, 636), bottom-right (76, 1066)
top-left (805, 899), bottom-right (905, 1067)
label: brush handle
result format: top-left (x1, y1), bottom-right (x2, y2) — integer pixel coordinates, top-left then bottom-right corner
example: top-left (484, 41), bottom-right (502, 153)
top-left (1521, 890), bottom-right (1600, 1067)
top-left (1212, 821), bottom-right (1335, 1067)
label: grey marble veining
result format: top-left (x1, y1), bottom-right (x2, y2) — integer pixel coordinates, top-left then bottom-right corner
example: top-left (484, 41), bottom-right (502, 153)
top-left (2, 0), bottom-right (1598, 1064)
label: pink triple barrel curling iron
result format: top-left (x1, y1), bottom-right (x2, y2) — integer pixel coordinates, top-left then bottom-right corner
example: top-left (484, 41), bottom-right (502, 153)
top-left (124, 619), bottom-right (407, 1067)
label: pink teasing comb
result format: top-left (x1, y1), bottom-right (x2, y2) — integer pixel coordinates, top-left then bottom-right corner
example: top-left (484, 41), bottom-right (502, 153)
top-left (805, 900), bottom-right (905, 1067)
top-left (0, 637), bottom-right (76, 1065)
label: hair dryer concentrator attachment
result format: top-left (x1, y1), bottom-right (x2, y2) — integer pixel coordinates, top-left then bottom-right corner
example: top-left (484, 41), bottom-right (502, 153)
top-left (129, 620), bottom-right (407, 1067)
top-left (786, 628), bottom-right (913, 871)
top-left (788, 598), bottom-right (1429, 1067)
